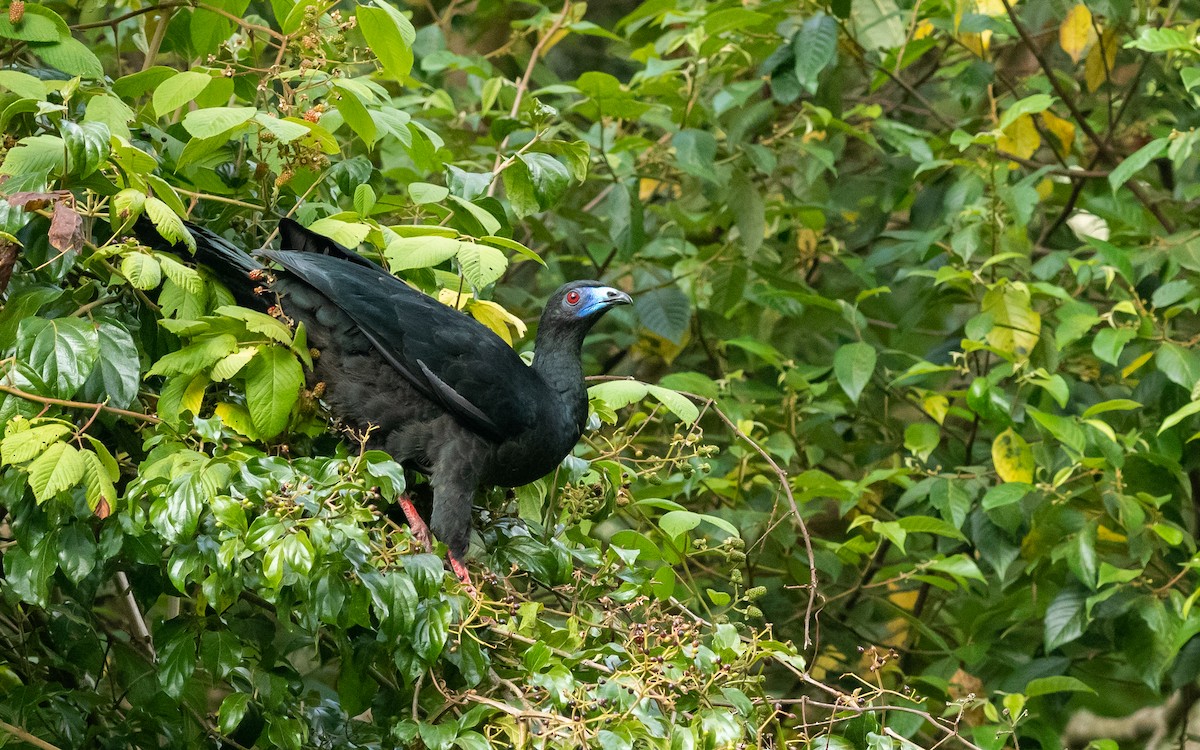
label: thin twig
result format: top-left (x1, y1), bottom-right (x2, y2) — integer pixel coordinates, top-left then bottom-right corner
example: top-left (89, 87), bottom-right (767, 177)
top-left (116, 571), bottom-right (157, 661)
top-left (0, 384), bottom-right (159, 424)
top-left (0, 384), bottom-right (160, 423)
top-left (487, 0), bottom-right (572, 195)
top-left (0, 721), bottom-right (62, 750)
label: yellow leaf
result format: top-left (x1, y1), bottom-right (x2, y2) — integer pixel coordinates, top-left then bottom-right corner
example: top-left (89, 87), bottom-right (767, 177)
top-left (1036, 177), bottom-right (1054, 199)
top-left (437, 287), bottom-right (471, 310)
top-left (982, 280), bottom-right (1041, 360)
top-left (1096, 524), bottom-right (1127, 543)
top-left (1121, 350), bottom-right (1154, 378)
top-left (914, 19), bottom-right (935, 39)
top-left (973, 0), bottom-right (1006, 16)
top-left (959, 31), bottom-right (991, 57)
top-left (992, 428), bottom-right (1034, 483)
top-left (923, 393), bottom-right (950, 424)
top-left (998, 113), bottom-right (1041, 159)
top-left (183, 374), bottom-right (207, 417)
top-left (1085, 28), bottom-right (1118, 91)
top-left (214, 402), bottom-right (259, 439)
top-left (1059, 4), bottom-right (1097, 63)
top-left (1039, 110), bottom-right (1076, 157)
top-left (468, 299), bottom-right (528, 346)
top-left (638, 178), bottom-right (681, 202)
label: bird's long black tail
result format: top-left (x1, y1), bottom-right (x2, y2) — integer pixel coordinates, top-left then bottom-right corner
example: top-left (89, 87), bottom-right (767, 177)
top-left (133, 217), bottom-right (267, 311)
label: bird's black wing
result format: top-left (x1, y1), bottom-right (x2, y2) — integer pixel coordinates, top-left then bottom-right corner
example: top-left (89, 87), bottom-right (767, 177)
top-left (260, 249), bottom-right (543, 442)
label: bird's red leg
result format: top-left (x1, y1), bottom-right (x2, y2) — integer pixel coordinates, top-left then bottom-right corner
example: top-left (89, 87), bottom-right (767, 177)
top-left (449, 553), bottom-right (475, 593)
top-left (397, 495), bottom-right (432, 552)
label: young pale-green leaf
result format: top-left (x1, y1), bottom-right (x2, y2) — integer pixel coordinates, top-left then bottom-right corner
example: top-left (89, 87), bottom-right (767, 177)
top-left (182, 106), bottom-right (257, 138)
top-left (27, 441), bottom-right (84, 502)
top-left (356, 2), bottom-right (415, 81)
top-left (153, 71), bottom-right (213, 116)
top-left (243, 345), bottom-right (303, 438)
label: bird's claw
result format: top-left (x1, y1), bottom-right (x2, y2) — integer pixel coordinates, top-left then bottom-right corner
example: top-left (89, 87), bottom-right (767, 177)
top-left (449, 554), bottom-right (477, 597)
top-left (397, 496), bottom-right (432, 553)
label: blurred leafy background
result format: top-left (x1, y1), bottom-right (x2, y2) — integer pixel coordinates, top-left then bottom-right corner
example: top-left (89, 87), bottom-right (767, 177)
top-left (3, 0), bottom-right (1200, 747)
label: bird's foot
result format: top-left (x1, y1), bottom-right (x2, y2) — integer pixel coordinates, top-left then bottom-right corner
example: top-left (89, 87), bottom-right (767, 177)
top-left (449, 554), bottom-right (476, 596)
top-left (397, 495), bottom-right (432, 552)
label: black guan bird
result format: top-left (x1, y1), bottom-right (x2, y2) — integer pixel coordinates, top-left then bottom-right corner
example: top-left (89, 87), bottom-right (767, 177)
top-left (139, 218), bottom-right (630, 586)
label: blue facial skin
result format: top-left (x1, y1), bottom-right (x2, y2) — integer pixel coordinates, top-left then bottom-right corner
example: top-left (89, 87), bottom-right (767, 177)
top-left (574, 286), bottom-right (632, 317)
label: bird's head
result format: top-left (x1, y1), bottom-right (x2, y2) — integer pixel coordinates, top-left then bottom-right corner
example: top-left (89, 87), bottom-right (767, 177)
top-left (535, 281), bottom-right (631, 352)
top-left (549, 281), bottom-right (632, 321)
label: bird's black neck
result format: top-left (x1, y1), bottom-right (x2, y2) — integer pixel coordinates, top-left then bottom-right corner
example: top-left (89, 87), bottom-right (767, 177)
top-left (531, 322), bottom-right (590, 430)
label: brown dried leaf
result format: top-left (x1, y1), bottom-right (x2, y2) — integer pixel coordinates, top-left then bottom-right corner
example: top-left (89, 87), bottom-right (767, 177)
top-left (6, 190), bottom-right (66, 211)
top-left (48, 201), bottom-right (84, 254)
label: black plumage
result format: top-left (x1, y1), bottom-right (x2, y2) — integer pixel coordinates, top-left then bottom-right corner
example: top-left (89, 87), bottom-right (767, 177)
top-left (139, 218), bottom-right (630, 585)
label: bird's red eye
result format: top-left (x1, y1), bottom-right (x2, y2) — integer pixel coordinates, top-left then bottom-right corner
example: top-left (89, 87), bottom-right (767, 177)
top-left (566, 290), bottom-right (581, 305)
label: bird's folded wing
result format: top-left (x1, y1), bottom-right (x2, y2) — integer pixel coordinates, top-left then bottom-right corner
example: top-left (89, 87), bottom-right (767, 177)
top-left (261, 249), bottom-right (541, 441)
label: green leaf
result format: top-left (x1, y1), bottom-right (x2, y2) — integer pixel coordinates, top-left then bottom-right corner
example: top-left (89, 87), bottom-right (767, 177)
top-left (1081, 399), bottom-right (1143, 418)
top-left (27, 441), bottom-right (84, 502)
top-left (1108, 137), bottom-right (1169, 192)
top-left (386, 235), bottom-right (463, 271)
top-left (0, 134), bottom-right (66, 181)
top-left (575, 71), bottom-right (650, 119)
top-left (456, 242), bottom-right (507, 289)
top-left (1024, 676), bottom-right (1096, 698)
top-left (0, 70), bottom-right (46, 99)
top-left (182, 106), bottom-right (257, 138)
top-left (589, 380), bottom-right (650, 410)
top-left (121, 253), bottom-right (162, 290)
top-left (145, 198), bottom-right (195, 252)
top-left (0, 423), bottom-right (72, 466)
top-left (219, 693), bottom-right (252, 735)
top-left (998, 94), bottom-right (1054, 131)
top-left (148, 333), bottom-right (239, 377)
top-left (158, 625), bottom-right (198, 700)
top-left (502, 159), bottom-right (539, 218)
top-left (243, 345), bottom-right (303, 438)
top-left (1159, 399), bottom-right (1200, 434)
top-left (834, 342), bottom-right (876, 404)
top-left (1157, 342), bottom-right (1200, 390)
top-left (672, 129), bottom-right (719, 183)
top-left (29, 36), bottom-right (104, 78)
top-left (334, 85), bottom-right (378, 147)
top-left (254, 113), bottom-right (310, 143)
top-left (16, 317), bottom-right (100, 398)
top-left (792, 14), bottom-right (838, 95)
top-left (409, 182), bottom-right (449, 204)
top-left (354, 184), bottom-right (377, 217)
top-left (413, 601), bottom-right (450, 663)
top-left (982, 482), bottom-right (1032, 510)
top-left (1044, 586), bottom-right (1089, 651)
top-left (60, 120), bottom-right (109, 179)
top-left (730, 171), bottom-right (765, 256)
top-left (1092, 327), bottom-right (1136, 366)
top-left (80, 449), bottom-right (117, 511)
top-left (635, 284), bottom-right (691, 344)
top-left (79, 320), bottom-right (141, 409)
top-left (153, 71), bottom-right (213, 117)
top-left (521, 152), bottom-right (571, 208)
top-left (211, 347), bottom-right (258, 381)
top-left (356, 1), bottom-right (416, 81)
top-left (645, 385), bottom-right (700, 425)
top-left (0, 5), bottom-right (67, 41)
top-left (479, 235), bottom-right (546, 266)
top-left (895, 515), bottom-right (967, 541)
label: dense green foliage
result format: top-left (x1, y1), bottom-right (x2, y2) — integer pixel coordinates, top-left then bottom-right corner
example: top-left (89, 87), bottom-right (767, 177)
top-left (4, 0), bottom-right (1200, 747)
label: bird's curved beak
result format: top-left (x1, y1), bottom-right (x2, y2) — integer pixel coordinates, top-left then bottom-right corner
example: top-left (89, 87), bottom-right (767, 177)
top-left (583, 286), bottom-right (632, 316)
